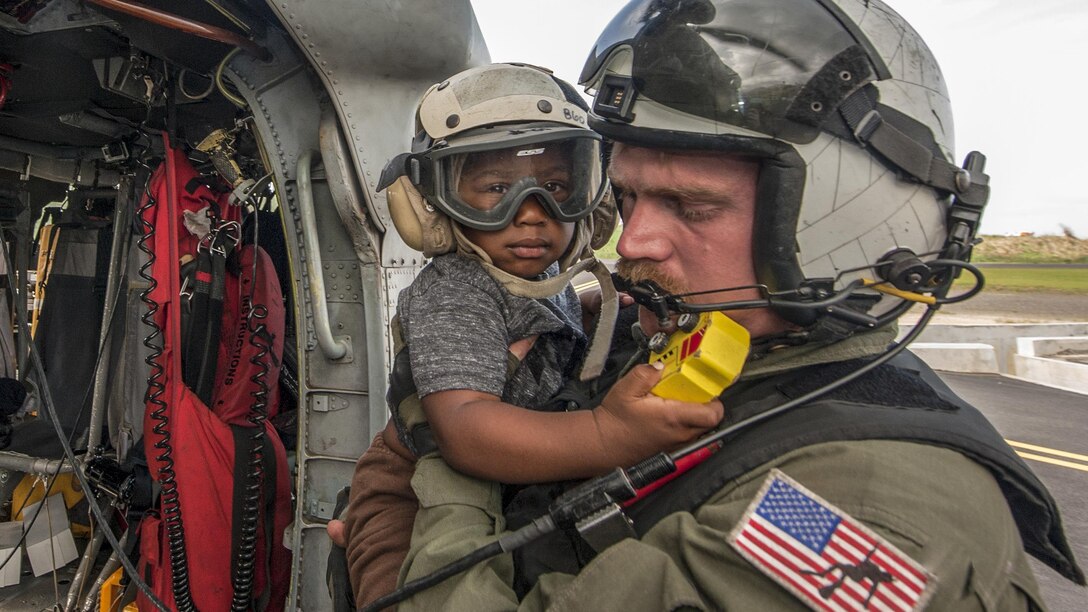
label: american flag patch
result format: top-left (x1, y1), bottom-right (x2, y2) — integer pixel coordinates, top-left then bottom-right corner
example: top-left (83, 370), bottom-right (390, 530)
top-left (728, 470), bottom-right (935, 611)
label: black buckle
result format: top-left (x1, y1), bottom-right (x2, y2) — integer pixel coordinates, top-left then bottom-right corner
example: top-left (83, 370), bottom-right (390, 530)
top-left (593, 75), bottom-right (637, 123)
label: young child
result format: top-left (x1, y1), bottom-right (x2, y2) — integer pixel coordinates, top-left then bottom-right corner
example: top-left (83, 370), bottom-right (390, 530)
top-left (340, 63), bottom-right (722, 607)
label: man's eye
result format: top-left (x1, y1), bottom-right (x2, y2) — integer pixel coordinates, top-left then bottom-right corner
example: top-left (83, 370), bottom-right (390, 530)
top-left (678, 204), bottom-right (718, 222)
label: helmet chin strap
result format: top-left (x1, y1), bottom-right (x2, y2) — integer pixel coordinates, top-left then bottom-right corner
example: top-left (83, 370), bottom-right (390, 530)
top-left (451, 223), bottom-right (618, 381)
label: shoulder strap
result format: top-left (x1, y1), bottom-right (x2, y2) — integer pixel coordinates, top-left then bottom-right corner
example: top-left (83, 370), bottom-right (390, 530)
top-left (387, 313), bottom-right (525, 458)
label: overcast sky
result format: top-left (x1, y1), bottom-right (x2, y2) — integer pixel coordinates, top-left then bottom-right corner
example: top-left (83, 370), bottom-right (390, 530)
top-left (471, 0), bottom-right (1088, 237)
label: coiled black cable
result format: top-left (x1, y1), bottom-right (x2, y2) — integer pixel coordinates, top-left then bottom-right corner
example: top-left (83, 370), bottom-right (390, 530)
top-left (230, 298), bottom-right (274, 611)
top-left (136, 174), bottom-right (197, 612)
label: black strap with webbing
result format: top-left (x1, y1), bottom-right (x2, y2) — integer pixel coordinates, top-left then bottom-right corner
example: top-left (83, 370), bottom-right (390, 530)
top-left (180, 227), bottom-right (233, 407)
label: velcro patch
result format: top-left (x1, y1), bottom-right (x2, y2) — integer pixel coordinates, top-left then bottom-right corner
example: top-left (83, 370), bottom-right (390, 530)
top-left (728, 469), bottom-right (935, 611)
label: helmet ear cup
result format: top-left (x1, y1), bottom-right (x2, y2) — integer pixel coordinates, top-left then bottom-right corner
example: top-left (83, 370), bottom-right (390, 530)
top-left (386, 176), bottom-right (454, 257)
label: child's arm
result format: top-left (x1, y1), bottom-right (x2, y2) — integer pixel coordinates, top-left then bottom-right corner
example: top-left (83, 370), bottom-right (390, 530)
top-left (422, 361), bottom-right (723, 483)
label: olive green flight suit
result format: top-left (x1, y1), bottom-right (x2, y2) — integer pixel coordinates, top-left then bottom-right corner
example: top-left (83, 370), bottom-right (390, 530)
top-left (398, 328), bottom-right (1050, 611)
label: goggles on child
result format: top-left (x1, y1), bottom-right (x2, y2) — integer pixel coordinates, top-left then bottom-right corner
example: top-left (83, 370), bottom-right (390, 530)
top-left (408, 125), bottom-right (607, 231)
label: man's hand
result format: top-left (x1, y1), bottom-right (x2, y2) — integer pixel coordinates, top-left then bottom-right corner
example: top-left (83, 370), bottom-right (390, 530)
top-left (593, 361), bottom-right (724, 466)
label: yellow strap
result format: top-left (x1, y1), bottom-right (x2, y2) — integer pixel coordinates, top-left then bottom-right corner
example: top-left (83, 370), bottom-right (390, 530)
top-left (862, 278), bottom-right (937, 305)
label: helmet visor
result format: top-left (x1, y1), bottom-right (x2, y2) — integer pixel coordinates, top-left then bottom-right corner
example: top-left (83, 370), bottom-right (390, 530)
top-left (580, 0), bottom-right (872, 143)
top-left (420, 128), bottom-right (606, 231)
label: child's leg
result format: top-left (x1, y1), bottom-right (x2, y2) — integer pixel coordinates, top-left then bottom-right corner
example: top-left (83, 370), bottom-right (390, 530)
top-left (344, 421), bottom-right (419, 607)
top-left (397, 454), bottom-right (516, 610)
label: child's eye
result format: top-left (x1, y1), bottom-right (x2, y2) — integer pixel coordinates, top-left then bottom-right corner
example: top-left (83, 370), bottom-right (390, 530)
top-left (542, 180), bottom-right (569, 195)
top-left (486, 183), bottom-right (509, 194)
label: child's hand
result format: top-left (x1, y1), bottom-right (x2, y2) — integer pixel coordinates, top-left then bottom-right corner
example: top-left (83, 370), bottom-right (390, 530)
top-left (592, 361), bottom-right (723, 466)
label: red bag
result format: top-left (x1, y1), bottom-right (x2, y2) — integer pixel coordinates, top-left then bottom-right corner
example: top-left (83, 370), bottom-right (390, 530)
top-left (136, 141), bottom-right (291, 611)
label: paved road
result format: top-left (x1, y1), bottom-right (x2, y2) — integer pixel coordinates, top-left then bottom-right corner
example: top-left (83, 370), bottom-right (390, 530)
top-left (939, 372), bottom-right (1088, 611)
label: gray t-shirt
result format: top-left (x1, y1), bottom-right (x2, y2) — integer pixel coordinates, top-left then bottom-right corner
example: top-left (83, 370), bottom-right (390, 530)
top-left (397, 253), bottom-right (585, 411)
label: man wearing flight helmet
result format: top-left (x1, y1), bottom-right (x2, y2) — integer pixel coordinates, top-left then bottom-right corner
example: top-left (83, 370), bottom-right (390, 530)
top-left (388, 1), bottom-right (1083, 610)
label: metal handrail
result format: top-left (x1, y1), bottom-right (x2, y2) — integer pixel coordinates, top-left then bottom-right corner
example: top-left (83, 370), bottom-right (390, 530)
top-left (297, 150), bottom-right (351, 361)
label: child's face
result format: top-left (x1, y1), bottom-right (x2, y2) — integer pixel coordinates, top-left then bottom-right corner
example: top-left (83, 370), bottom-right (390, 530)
top-left (456, 147), bottom-right (577, 278)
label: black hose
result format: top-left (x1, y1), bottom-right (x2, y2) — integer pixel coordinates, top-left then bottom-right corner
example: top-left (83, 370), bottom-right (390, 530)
top-left (230, 299), bottom-right (273, 611)
top-left (137, 175), bottom-right (197, 611)
top-left (360, 541), bottom-right (506, 612)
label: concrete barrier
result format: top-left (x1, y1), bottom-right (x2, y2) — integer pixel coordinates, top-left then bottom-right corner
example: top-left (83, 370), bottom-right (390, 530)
top-left (1011, 336), bottom-right (1088, 395)
top-left (909, 343), bottom-right (999, 373)
top-left (899, 323), bottom-right (1088, 373)
top-left (899, 324), bottom-right (1088, 395)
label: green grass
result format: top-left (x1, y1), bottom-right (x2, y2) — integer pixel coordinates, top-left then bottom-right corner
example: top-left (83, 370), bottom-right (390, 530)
top-left (955, 266), bottom-right (1088, 294)
top-left (593, 231), bottom-right (621, 260)
top-left (974, 252), bottom-right (1088, 264)
top-left (595, 231), bottom-right (1086, 294)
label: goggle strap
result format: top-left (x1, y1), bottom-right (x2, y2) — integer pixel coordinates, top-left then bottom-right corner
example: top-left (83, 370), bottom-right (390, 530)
top-left (577, 259), bottom-right (618, 382)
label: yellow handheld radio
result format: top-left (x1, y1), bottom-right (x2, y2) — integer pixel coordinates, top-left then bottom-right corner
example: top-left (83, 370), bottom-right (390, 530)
top-left (647, 311), bottom-right (750, 402)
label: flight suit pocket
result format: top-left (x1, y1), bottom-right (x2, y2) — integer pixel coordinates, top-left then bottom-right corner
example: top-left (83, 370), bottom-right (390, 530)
top-left (411, 454), bottom-right (504, 524)
top-left (968, 559), bottom-right (1047, 612)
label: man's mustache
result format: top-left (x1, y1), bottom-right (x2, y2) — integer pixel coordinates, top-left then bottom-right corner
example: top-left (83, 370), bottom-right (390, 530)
top-left (614, 258), bottom-right (688, 295)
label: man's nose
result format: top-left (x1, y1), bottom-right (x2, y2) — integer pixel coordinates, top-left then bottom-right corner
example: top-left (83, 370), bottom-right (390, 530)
top-left (616, 201), bottom-right (670, 261)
